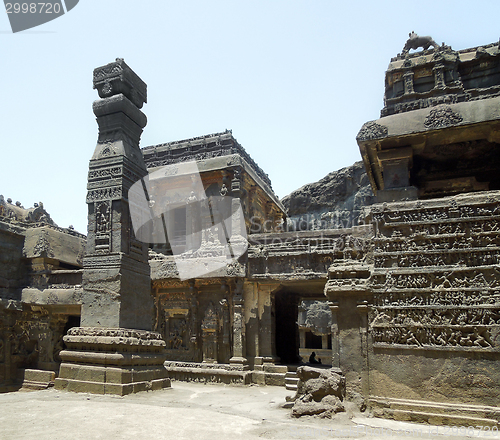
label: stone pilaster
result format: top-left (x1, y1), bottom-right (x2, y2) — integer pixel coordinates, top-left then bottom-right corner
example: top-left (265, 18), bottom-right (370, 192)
top-left (433, 62), bottom-right (446, 89)
top-left (328, 302), bottom-right (340, 368)
top-left (229, 280), bottom-right (248, 368)
top-left (376, 147), bottom-right (418, 203)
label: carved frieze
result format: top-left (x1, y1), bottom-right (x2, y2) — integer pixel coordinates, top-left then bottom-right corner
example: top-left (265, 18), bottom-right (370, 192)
top-left (371, 306), bottom-right (500, 327)
top-left (86, 187), bottom-right (122, 202)
top-left (372, 290), bottom-right (500, 308)
top-left (371, 325), bottom-right (498, 350)
top-left (88, 167), bottom-right (122, 181)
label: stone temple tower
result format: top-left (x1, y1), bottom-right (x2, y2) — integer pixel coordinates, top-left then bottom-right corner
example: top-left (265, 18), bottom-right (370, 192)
top-left (55, 59), bottom-right (170, 395)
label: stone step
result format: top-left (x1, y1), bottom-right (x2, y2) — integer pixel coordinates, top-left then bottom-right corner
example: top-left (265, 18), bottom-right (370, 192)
top-left (262, 364), bottom-right (288, 374)
top-left (390, 409), bottom-right (498, 428)
top-left (370, 396), bottom-right (500, 427)
top-left (20, 369), bottom-right (55, 391)
top-left (285, 371), bottom-right (299, 391)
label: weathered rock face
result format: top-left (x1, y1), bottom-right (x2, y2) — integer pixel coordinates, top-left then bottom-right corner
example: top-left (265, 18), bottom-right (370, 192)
top-left (281, 161), bottom-right (374, 231)
top-left (291, 366), bottom-right (346, 418)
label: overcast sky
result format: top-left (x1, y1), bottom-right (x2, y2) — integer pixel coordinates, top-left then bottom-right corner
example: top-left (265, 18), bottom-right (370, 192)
top-left (1, 0), bottom-right (499, 234)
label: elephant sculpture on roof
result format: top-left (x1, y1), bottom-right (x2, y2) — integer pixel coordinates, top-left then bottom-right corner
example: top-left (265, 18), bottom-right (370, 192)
top-left (402, 31), bottom-right (438, 54)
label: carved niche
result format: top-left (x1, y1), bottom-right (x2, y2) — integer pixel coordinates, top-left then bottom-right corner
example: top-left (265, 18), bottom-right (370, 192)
top-left (157, 293), bottom-right (194, 362)
top-left (95, 201), bottom-right (111, 233)
top-left (94, 201), bottom-right (111, 253)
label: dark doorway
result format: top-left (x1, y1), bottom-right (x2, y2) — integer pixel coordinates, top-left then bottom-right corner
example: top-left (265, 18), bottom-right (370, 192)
top-left (305, 331), bottom-right (323, 349)
top-left (274, 290), bottom-right (300, 364)
top-left (62, 315), bottom-right (80, 349)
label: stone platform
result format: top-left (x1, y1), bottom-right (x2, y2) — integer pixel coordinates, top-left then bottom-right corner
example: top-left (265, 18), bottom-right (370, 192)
top-left (55, 327), bottom-right (171, 396)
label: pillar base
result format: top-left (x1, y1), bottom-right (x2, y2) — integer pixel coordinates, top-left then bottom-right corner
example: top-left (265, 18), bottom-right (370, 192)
top-left (229, 356), bottom-right (249, 370)
top-left (55, 327), bottom-right (171, 396)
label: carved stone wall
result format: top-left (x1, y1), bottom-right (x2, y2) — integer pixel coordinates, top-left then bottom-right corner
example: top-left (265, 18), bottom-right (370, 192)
top-left (0, 201), bottom-right (85, 390)
top-left (0, 300), bottom-right (77, 391)
top-left (0, 228), bottom-right (25, 300)
top-left (153, 279), bottom-right (232, 364)
top-left (368, 191), bottom-right (500, 408)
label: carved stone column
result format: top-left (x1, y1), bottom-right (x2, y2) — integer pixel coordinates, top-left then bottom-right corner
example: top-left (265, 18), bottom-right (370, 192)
top-left (229, 280), bottom-right (248, 369)
top-left (55, 59), bottom-right (169, 395)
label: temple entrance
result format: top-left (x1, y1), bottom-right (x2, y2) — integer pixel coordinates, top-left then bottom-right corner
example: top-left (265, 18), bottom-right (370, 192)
top-left (297, 299), bottom-right (332, 366)
top-left (274, 287), bottom-right (333, 366)
top-left (274, 290), bottom-right (300, 364)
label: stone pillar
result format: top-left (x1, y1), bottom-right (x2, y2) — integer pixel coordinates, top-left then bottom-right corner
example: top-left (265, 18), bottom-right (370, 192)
top-left (201, 302), bottom-right (218, 363)
top-left (230, 167), bottom-right (246, 240)
top-left (299, 328), bottom-right (306, 349)
top-left (55, 59), bottom-right (170, 395)
top-left (188, 281), bottom-right (200, 360)
top-left (329, 302), bottom-right (340, 368)
top-left (258, 284), bottom-right (279, 364)
top-left (230, 280), bottom-right (248, 369)
top-left (357, 300), bottom-right (370, 399)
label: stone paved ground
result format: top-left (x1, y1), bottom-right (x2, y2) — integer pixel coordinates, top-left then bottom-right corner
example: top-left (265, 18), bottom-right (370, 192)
top-left (0, 381), bottom-right (487, 440)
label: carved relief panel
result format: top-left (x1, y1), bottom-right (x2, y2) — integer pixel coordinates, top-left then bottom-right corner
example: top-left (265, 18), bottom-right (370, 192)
top-left (369, 195), bottom-right (500, 352)
top-left (94, 200), bottom-right (111, 253)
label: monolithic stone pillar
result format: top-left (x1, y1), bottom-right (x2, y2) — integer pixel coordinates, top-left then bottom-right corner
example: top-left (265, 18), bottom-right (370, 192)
top-left (55, 59), bottom-right (170, 395)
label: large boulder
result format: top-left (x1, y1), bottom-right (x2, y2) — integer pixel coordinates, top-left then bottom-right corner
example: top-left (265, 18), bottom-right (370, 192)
top-left (291, 366), bottom-right (346, 418)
